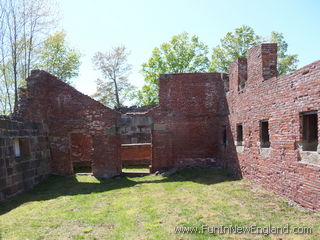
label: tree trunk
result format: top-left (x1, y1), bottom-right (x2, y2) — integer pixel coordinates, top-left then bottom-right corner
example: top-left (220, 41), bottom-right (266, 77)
top-left (113, 78), bottom-right (120, 108)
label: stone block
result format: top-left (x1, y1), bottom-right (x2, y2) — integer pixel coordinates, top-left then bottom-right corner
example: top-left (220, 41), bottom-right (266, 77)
top-left (0, 120), bottom-right (10, 129)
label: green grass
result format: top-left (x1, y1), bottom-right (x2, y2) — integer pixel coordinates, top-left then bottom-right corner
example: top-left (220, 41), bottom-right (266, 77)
top-left (0, 167), bottom-right (319, 240)
top-left (122, 167), bottom-right (150, 173)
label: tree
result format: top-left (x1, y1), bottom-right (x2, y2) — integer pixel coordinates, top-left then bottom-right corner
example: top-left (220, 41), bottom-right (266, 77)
top-left (0, 0), bottom-right (57, 114)
top-left (210, 25), bottom-right (298, 75)
top-left (0, 5), bottom-right (14, 114)
top-left (209, 25), bottom-right (261, 72)
top-left (269, 31), bottom-right (298, 75)
top-left (138, 32), bottom-right (209, 105)
top-left (92, 46), bottom-right (135, 108)
top-left (36, 31), bottom-right (81, 84)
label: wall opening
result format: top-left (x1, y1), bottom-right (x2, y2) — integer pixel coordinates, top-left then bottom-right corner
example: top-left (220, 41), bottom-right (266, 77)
top-left (70, 133), bottom-right (93, 173)
top-left (236, 58), bottom-right (247, 92)
top-left (236, 124), bottom-right (243, 146)
top-left (222, 74), bottom-right (229, 93)
top-left (239, 81), bottom-right (246, 91)
top-left (222, 125), bottom-right (227, 149)
top-left (260, 120), bottom-right (270, 148)
top-left (301, 112), bottom-right (318, 151)
top-left (119, 116), bottom-right (153, 174)
top-left (13, 138), bottom-right (30, 158)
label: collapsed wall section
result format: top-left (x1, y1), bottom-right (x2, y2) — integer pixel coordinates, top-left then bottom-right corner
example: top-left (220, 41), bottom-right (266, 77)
top-left (0, 117), bottom-right (51, 202)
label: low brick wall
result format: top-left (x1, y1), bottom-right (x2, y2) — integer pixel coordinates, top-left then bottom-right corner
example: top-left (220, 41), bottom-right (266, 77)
top-left (0, 117), bottom-right (51, 202)
top-left (121, 143), bottom-right (151, 167)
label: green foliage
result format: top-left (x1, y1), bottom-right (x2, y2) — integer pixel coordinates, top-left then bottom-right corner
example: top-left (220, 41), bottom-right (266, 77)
top-left (139, 28), bottom-right (298, 106)
top-left (0, 61), bottom-right (15, 114)
top-left (209, 25), bottom-right (261, 72)
top-left (138, 32), bottom-right (209, 105)
top-left (37, 31), bottom-right (81, 84)
top-left (135, 84), bottom-right (158, 107)
top-left (210, 25), bottom-right (299, 75)
top-left (91, 77), bottom-right (135, 108)
top-left (0, 0), bottom-right (58, 113)
top-left (269, 31), bottom-right (299, 75)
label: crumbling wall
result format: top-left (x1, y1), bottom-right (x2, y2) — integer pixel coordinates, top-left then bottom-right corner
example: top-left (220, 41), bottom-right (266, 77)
top-left (147, 73), bottom-right (229, 171)
top-left (227, 43), bottom-right (320, 210)
top-left (13, 70), bottom-right (230, 175)
top-left (14, 70), bottom-right (121, 178)
top-left (118, 114), bottom-right (152, 144)
top-left (0, 117), bottom-right (51, 202)
top-left (9, 44), bottom-right (320, 211)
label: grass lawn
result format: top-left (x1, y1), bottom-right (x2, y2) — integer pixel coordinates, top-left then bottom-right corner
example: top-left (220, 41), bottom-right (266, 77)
top-left (122, 167), bottom-right (150, 173)
top-left (0, 168), bottom-right (319, 240)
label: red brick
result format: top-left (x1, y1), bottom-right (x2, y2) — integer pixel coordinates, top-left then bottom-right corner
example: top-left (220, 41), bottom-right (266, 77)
top-left (12, 43), bottom-right (320, 210)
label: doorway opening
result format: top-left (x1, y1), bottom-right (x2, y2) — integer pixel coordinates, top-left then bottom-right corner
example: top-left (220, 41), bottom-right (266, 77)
top-left (70, 133), bottom-right (93, 174)
top-left (119, 115), bottom-right (153, 175)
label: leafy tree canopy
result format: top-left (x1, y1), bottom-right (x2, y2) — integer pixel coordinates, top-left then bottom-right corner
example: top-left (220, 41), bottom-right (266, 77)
top-left (137, 32), bottom-right (210, 105)
top-left (37, 31), bottom-right (81, 84)
top-left (269, 31), bottom-right (298, 75)
top-left (209, 25), bottom-right (298, 75)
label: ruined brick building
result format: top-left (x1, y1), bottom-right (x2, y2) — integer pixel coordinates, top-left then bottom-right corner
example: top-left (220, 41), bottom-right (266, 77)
top-left (1, 43), bottom-right (319, 210)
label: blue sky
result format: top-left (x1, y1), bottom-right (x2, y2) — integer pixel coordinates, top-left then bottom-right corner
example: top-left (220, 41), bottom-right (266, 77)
top-left (57, 0), bottom-right (320, 96)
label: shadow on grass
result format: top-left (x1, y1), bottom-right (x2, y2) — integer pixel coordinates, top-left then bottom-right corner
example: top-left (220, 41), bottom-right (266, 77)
top-left (0, 167), bottom-right (238, 215)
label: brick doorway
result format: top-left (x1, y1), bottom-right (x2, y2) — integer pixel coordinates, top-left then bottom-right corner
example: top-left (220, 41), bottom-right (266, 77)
top-left (118, 116), bottom-right (153, 175)
top-left (70, 133), bottom-right (93, 173)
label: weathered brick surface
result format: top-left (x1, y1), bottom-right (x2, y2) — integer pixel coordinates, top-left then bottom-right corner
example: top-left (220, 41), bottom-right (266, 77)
top-left (14, 70), bottom-right (121, 177)
top-left (10, 43), bottom-right (319, 210)
top-left (147, 73), bottom-right (228, 171)
top-left (70, 133), bottom-right (93, 167)
top-left (121, 143), bottom-right (151, 166)
top-left (0, 117), bottom-right (51, 202)
top-left (118, 115), bottom-right (152, 144)
top-left (226, 43), bottom-right (320, 210)
top-left (247, 43), bottom-right (277, 81)
top-left (144, 44), bottom-right (319, 210)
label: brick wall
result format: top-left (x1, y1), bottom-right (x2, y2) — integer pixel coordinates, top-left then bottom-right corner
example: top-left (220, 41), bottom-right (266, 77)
top-left (14, 70), bottom-right (121, 178)
top-left (70, 133), bottom-right (93, 167)
top-left (10, 44), bottom-right (320, 210)
top-left (121, 143), bottom-right (152, 166)
top-left (0, 117), bottom-right (51, 202)
top-left (226, 43), bottom-right (320, 210)
top-left (147, 73), bottom-right (229, 171)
